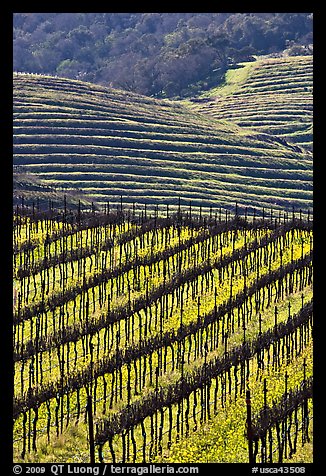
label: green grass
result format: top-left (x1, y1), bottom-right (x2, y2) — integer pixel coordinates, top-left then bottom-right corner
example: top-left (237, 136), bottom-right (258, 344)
top-left (201, 62), bottom-right (257, 97)
top-left (13, 71), bottom-right (312, 213)
top-left (156, 344), bottom-right (313, 463)
top-left (13, 168), bottom-right (92, 209)
top-left (13, 217), bottom-right (313, 463)
top-left (14, 282), bottom-right (313, 463)
top-left (188, 55), bottom-right (313, 152)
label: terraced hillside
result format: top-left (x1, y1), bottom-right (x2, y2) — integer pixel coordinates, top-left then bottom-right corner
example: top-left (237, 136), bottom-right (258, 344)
top-left (13, 73), bottom-right (312, 214)
top-left (13, 167), bottom-right (92, 209)
top-left (189, 55), bottom-right (313, 151)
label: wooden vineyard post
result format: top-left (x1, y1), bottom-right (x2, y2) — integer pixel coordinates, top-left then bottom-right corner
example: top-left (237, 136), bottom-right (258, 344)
top-left (246, 389), bottom-right (255, 464)
top-left (284, 371), bottom-right (289, 460)
top-left (87, 395), bottom-right (95, 464)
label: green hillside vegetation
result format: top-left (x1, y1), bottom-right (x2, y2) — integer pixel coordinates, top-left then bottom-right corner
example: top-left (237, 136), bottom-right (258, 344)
top-left (187, 55), bottom-right (313, 151)
top-left (13, 209), bottom-right (313, 463)
top-left (13, 13), bottom-right (313, 98)
top-left (13, 73), bottom-right (312, 214)
top-left (13, 167), bottom-right (92, 209)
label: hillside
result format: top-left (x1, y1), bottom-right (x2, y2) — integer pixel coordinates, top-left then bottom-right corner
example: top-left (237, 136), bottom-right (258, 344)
top-left (188, 55), bottom-right (313, 150)
top-left (13, 209), bottom-right (313, 463)
top-left (13, 73), bottom-right (312, 214)
top-left (13, 13), bottom-right (312, 97)
top-left (13, 167), bottom-right (93, 209)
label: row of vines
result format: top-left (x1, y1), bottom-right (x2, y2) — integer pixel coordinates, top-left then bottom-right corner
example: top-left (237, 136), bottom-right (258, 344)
top-left (13, 203), bottom-right (313, 463)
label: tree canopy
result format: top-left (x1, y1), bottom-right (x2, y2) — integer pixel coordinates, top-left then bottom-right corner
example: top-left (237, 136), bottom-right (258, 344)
top-left (13, 13), bottom-right (313, 97)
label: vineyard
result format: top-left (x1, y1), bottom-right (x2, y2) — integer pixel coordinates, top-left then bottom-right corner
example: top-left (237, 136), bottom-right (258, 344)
top-left (13, 201), bottom-right (313, 463)
top-left (13, 72), bottom-right (312, 213)
top-left (189, 55), bottom-right (313, 151)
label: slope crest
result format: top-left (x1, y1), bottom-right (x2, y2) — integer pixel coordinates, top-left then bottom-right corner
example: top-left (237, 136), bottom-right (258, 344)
top-left (13, 73), bottom-right (312, 214)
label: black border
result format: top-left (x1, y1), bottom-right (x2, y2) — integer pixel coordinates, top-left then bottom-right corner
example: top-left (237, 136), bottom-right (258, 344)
top-left (1, 4), bottom-right (14, 472)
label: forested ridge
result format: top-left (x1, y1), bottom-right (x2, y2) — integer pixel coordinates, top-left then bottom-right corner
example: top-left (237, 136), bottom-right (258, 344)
top-left (13, 13), bottom-right (313, 97)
